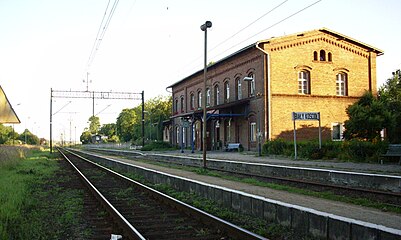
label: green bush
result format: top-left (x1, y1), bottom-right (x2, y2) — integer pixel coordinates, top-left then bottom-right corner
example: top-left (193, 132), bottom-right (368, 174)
top-left (262, 139), bottom-right (387, 162)
top-left (262, 139), bottom-right (291, 155)
top-left (141, 141), bottom-right (174, 151)
top-left (339, 139), bottom-right (388, 162)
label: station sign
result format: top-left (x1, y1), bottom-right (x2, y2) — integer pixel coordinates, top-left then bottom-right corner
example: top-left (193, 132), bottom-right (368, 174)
top-left (292, 112), bottom-right (320, 121)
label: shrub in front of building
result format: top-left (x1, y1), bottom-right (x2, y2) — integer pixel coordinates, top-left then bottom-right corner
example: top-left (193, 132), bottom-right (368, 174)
top-left (141, 141), bottom-right (175, 151)
top-left (262, 139), bottom-right (387, 162)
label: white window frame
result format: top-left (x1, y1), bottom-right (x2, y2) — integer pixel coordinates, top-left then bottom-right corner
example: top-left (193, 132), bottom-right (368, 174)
top-left (198, 91), bottom-right (202, 108)
top-left (214, 85), bottom-right (220, 105)
top-left (250, 122), bottom-right (257, 142)
top-left (298, 71), bottom-right (310, 94)
top-left (224, 81), bottom-right (230, 102)
top-left (237, 78), bottom-right (242, 100)
top-left (336, 73), bottom-right (347, 96)
top-left (248, 73), bottom-right (255, 97)
top-left (332, 123), bottom-right (344, 141)
top-left (190, 93), bottom-right (194, 109)
top-left (206, 88), bottom-right (211, 106)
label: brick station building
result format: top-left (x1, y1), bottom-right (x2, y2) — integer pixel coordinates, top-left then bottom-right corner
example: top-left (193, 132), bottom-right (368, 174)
top-left (165, 28), bottom-right (383, 151)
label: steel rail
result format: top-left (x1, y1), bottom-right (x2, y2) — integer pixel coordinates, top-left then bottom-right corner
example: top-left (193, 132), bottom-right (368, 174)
top-left (64, 148), bottom-right (267, 240)
top-left (58, 148), bottom-right (146, 240)
top-left (85, 148), bottom-right (401, 204)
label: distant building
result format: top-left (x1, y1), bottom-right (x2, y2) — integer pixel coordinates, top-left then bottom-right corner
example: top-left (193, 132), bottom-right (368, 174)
top-left (166, 28), bottom-right (383, 151)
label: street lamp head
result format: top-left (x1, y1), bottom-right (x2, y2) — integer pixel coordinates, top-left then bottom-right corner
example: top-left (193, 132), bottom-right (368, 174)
top-left (243, 76), bottom-right (254, 81)
top-left (200, 21), bottom-right (212, 31)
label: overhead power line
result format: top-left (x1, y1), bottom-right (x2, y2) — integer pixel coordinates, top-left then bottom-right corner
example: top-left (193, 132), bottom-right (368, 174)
top-left (210, 0), bottom-right (322, 61)
top-left (180, 0), bottom-right (288, 74)
top-left (86, 0), bottom-right (120, 70)
top-left (209, 0), bottom-right (289, 52)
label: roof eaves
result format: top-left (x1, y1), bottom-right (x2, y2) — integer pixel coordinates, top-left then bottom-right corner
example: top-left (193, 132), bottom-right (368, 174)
top-left (167, 43), bottom-right (256, 89)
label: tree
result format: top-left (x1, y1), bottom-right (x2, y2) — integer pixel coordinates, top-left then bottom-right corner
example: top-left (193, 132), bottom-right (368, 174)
top-left (0, 124), bottom-right (16, 144)
top-left (88, 116), bottom-right (100, 134)
top-left (18, 129), bottom-right (40, 145)
top-left (343, 91), bottom-right (392, 142)
top-left (116, 108), bottom-right (137, 142)
top-left (80, 130), bottom-right (92, 144)
top-left (99, 123), bottom-right (119, 142)
top-left (378, 70), bottom-right (401, 143)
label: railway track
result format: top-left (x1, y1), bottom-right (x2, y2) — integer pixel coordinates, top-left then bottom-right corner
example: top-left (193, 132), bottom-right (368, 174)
top-left (58, 148), bottom-right (266, 240)
top-left (84, 148), bottom-right (401, 208)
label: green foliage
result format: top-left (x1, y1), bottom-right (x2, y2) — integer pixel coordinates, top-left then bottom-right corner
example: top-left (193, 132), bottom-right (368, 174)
top-left (88, 116), bottom-right (100, 134)
top-left (378, 70), bottom-right (401, 143)
top-left (343, 91), bottom-right (392, 142)
top-left (115, 95), bottom-right (172, 143)
top-left (141, 141), bottom-right (173, 151)
top-left (17, 129), bottom-right (39, 145)
top-left (116, 108), bottom-right (137, 142)
top-left (339, 139), bottom-right (388, 162)
top-left (262, 138), bottom-right (386, 162)
top-left (0, 124), bottom-right (18, 144)
top-left (79, 130), bottom-right (92, 144)
top-left (99, 123), bottom-right (118, 142)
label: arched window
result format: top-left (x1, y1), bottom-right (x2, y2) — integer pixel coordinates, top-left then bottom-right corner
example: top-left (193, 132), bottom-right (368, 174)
top-left (180, 97), bottom-right (184, 112)
top-left (174, 99), bottom-right (178, 113)
top-left (197, 91), bottom-right (202, 108)
top-left (313, 51), bottom-right (318, 61)
top-left (190, 93), bottom-right (194, 110)
top-left (206, 88), bottom-right (211, 106)
top-left (214, 85), bottom-right (220, 105)
top-left (336, 72), bottom-right (347, 96)
top-left (248, 73), bottom-right (255, 97)
top-left (224, 81), bottom-right (230, 103)
top-left (320, 50), bottom-right (326, 61)
top-left (176, 126), bottom-right (179, 144)
top-left (298, 70), bottom-right (310, 94)
top-left (328, 52), bottom-right (332, 62)
top-left (235, 77), bottom-right (242, 100)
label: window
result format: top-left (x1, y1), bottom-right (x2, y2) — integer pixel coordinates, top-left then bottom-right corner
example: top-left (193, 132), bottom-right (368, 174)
top-left (206, 88), bottom-right (211, 106)
top-left (197, 91), bottom-right (202, 108)
top-left (313, 51), bottom-right (318, 61)
top-left (320, 50), bottom-right (326, 61)
top-left (214, 85), bottom-right (220, 105)
top-left (250, 122), bottom-right (257, 142)
top-left (176, 126), bottom-right (179, 144)
top-left (180, 97), bottom-right (184, 112)
top-left (224, 81), bottom-right (230, 103)
top-left (248, 73), bottom-right (255, 97)
top-left (174, 99), bottom-right (178, 113)
top-left (336, 73), bottom-right (347, 96)
top-left (332, 123), bottom-right (344, 140)
top-left (236, 77), bottom-right (242, 100)
top-left (328, 52), bottom-right (332, 62)
top-left (182, 127), bottom-right (185, 144)
top-left (298, 71), bottom-right (310, 94)
top-left (190, 93), bottom-right (194, 110)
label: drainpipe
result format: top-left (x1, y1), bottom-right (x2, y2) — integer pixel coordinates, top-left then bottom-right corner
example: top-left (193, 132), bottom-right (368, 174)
top-left (255, 41), bottom-right (272, 140)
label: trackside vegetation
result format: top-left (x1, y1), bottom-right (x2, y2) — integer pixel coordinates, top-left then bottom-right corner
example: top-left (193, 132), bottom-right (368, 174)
top-left (0, 146), bottom-right (87, 239)
top-left (262, 139), bottom-right (388, 162)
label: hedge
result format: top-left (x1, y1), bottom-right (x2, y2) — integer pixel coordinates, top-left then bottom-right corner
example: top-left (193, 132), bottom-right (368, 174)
top-left (262, 139), bottom-right (388, 162)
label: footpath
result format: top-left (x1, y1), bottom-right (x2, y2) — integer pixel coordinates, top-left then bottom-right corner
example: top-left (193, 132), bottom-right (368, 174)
top-left (99, 150), bottom-right (401, 231)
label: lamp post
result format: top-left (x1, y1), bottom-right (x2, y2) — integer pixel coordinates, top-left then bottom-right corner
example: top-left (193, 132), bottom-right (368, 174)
top-left (244, 76), bottom-right (262, 156)
top-left (201, 20), bottom-right (212, 169)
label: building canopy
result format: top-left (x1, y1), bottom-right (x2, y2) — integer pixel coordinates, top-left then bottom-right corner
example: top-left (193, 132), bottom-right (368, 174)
top-left (0, 85), bottom-right (20, 124)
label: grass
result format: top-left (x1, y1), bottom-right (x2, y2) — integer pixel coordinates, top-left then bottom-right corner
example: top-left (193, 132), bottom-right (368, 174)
top-left (0, 146), bottom-right (90, 239)
top-left (133, 157), bottom-right (401, 214)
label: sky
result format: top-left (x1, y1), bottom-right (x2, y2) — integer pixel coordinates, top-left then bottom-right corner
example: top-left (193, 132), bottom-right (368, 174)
top-left (1, 0), bottom-right (400, 143)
